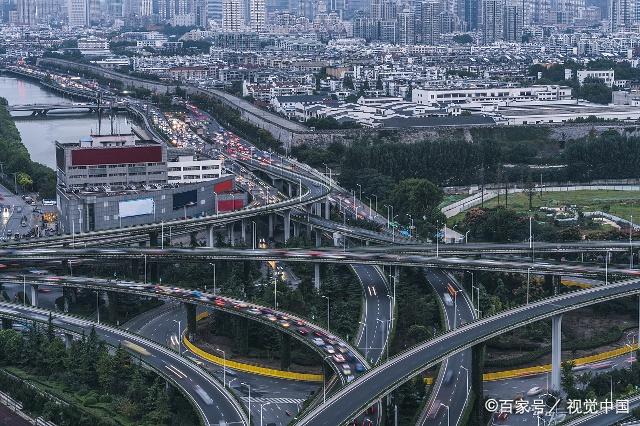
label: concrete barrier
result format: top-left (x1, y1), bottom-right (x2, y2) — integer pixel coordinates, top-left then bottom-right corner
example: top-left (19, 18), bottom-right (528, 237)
top-left (183, 336), bottom-right (323, 382)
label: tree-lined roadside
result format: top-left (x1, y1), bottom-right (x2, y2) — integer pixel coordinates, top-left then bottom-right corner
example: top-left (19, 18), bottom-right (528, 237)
top-left (0, 98), bottom-right (55, 198)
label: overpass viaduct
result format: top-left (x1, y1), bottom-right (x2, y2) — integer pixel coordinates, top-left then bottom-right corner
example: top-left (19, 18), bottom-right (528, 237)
top-left (8, 103), bottom-right (124, 115)
top-left (0, 302), bottom-right (249, 426)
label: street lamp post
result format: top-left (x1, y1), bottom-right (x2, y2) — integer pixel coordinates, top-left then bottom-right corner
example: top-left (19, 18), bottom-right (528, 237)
top-left (358, 320), bottom-right (368, 359)
top-left (357, 183), bottom-right (362, 201)
top-left (241, 382), bottom-right (251, 425)
top-left (452, 288), bottom-right (460, 329)
top-left (442, 403), bottom-right (450, 426)
top-left (384, 205), bottom-right (390, 228)
top-left (273, 274), bottom-right (278, 308)
top-left (173, 320), bottom-right (182, 354)
top-left (259, 402), bottom-right (272, 426)
top-left (527, 267), bottom-right (533, 305)
top-left (322, 295), bottom-right (330, 332)
top-left (460, 366), bottom-right (470, 394)
top-left (377, 318), bottom-right (390, 360)
top-left (372, 194), bottom-right (378, 216)
top-left (631, 215), bottom-right (634, 269)
top-left (96, 290), bottom-right (100, 324)
top-left (322, 355), bottom-right (331, 403)
top-left (252, 220), bottom-right (256, 250)
top-left (216, 348), bottom-right (226, 386)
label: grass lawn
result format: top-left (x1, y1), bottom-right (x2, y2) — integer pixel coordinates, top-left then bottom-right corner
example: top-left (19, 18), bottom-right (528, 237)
top-left (450, 190), bottom-right (640, 224)
top-left (4, 367), bottom-right (133, 426)
top-left (438, 193), bottom-right (469, 210)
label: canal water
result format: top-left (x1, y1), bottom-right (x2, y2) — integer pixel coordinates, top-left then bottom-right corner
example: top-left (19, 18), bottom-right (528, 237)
top-left (0, 75), bottom-right (129, 169)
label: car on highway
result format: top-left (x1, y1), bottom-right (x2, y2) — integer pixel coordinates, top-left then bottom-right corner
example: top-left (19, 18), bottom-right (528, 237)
top-left (497, 412), bottom-right (509, 422)
top-left (527, 386), bottom-right (543, 396)
top-left (443, 293), bottom-right (453, 307)
top-left (312, 337), bottom-right (325, 346)
top-left (324, 345), bottom-right (336, 354)
top-left (333, 354), bottom-right (346, 363)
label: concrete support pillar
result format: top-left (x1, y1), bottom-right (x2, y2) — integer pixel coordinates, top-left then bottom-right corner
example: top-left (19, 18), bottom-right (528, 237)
top-left (228, 223), bottom-right (235, 247)
top-left (314, 263), bottom-right (321, 290)
top-left (241, 219), bottom-right (246, 243)
top-left (30, 285), bottom-right (38, 307)
top-left (283, 210), bottom-right (291, 243)
top-left (280, 333), bottom-right (291, 369)
top-left (268, 214), bottom-right (274, 239)
top-left (150, 262), bottom-right (159, 283)
top-left (62, 287), bottom-right (73, 313)
top-left (207, 225), bottom-right (215, 248)
top-left (64, 332), bottom-right (73, 349)
top-left (288, 182), bottom-right (293, 197)
top-left (325, 200), bottom-right (330, 220)
top-left (130, 259), bottom-right (139, 281)
top-left (1, 318), bottom-right (12, 330)
top-left (315, 230), bottom-right (322, 248)
top-left (314, 203), bottom-right (321, 216)
top-left (107, 291), bottom-right (118, 324)
top-left (551, 314), bottom-right (562, 391)
top-left (293, 222), bottom-right (299, 238)
top-left (185, 303), bottom-right (197, 341)
top-left (471, 345), bottom-right (484, 425)
top-left (149, 231), bottom-right (159, 247)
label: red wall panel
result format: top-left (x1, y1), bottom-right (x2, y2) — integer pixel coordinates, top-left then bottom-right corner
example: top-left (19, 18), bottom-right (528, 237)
top-left (217, 199), bottom-right (245, 212)
top-left (71, 146), bottom-right (162, 166)
top-left (214, 179), bottom-right (234, 194)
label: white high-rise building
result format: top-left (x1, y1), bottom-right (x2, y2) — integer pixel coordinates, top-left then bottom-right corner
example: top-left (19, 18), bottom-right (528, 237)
top-left (397, 8), bottom-right (415, 44)
top-left (68, 0), bottom-right (89, 26)
top-left (140, 0), bottom-right (152, 14)
top-left (420, 0), bottom-right (442, 45)
top-left (481, 0), bottom-right (503, 44)
top-left (610, 0), bottom-right (635, 31)
top-left (223, 0), bottom-right (243, 30)
top-left (249, 0), bottom-right (265, 30)
top-left (16, 0), bottom-right (36, 25)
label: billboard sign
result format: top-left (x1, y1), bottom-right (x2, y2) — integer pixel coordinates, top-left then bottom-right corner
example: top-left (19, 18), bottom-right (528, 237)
top-left (119, 198), bottom-right (155, 218)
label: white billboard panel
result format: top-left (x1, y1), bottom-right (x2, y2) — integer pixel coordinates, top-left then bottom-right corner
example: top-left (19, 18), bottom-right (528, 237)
top-left (119, 198), bottom-right (154, 218)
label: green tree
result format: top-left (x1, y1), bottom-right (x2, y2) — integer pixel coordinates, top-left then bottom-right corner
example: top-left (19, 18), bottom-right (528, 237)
top-left (16, 172), bottom-right (33, 189)
top-left (561, 360), bottom-right (578, 399)
top-left (578, 78), bottom-right (612, 104)
top-left (453, 34), bottom-right (474, 44)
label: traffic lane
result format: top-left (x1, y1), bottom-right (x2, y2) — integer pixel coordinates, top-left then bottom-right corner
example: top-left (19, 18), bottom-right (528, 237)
top-left (352, 264), bottom-right (391, 364)
top-left (484, 351), bottom-right (638, 425)
top-left (0, 303), bottom-right (246, 426)
top-left (298, 278), bottom-right (640, 425)
top-left (422, 269), bottom-right (474, 426)
top-left (5, 248), bottom-right (633, 279)
top-left (126, 302), bottom-right (318, 425)
top-left (0, 274), bottom-right (368, 384)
